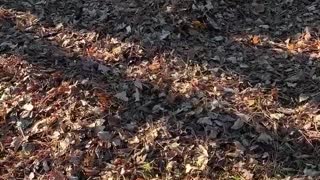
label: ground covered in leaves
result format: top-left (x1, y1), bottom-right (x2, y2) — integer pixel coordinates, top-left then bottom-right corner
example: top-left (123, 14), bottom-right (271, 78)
top-left (1, 0), bottom-right (320, 179)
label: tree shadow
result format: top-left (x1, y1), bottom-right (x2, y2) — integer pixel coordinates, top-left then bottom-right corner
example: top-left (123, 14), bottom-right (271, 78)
top-left (1, 0), bottom-right (320, 179)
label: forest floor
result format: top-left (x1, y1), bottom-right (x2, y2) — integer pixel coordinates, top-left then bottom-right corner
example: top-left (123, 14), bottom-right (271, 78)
top-left (1, 0), bottom-right (320, 179)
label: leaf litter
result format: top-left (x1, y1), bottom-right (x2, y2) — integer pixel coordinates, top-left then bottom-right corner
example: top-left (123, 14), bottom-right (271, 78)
top-left (1, 0), bottom-right (320, 179)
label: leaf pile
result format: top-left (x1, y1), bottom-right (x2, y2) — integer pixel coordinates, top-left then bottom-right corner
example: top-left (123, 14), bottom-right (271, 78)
top-left (1, 0), bottom-right (320, 179)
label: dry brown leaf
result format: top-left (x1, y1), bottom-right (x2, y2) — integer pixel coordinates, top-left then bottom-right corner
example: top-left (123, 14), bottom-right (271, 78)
top-left (59, 137), bottom-right (71, 154)
top-left (191, 20), bottom-right (207, 30)
top-left (95, 91), bottom-right (109, 110)
top-left (22, 103), bottom-right (34, 111)
top-left (128, 136), bottom-right (140, 144)
top-left (314, 114), bottom-right (320, 122)
top-left (241, 169), bottom-right (254, 179)
top-left (196, 145), bottom-right (208, 170)
top-left (246, 99), bottom-right (256, 106)
top-left (10, 137), bottom-right (23, 151)
top-left (251, 35), bottom-right (261, 45)
top-left (185, 164), bottom-right (195, 173)
top-left (112, 46), bottom-right (122, 55)
top-left (269, 113), bottom-right (284, 120)
top-left (148, 61), bottom-right (161, 71)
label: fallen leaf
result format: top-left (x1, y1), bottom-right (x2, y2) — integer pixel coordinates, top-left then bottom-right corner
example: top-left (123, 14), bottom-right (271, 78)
top-left (160, 30), bottom-right (171, 40)
top-left (10, 137), bottom-right (23, 151)
top-left (240, 63), bottom-right (249, 68)
top-left (112, 137), bottom-right (122, 147)
top-left (22, 142), bottom-right (35, 155)
top-left (191, 20), bottom-right (206, 30)
top-left (59, 137), bottom-right (71, 154)
top-left (259, 24), bottom-right (269, 29)
top-left (241, 169), bottom-right (254, 179)
top-left (206, 16), bottom-right (221, 30)
top-left (223, 87), bottom-right (236, 93)
top-left (29, 172), bottom-right (35, 180)
top-left (126, 26), bottom-right (131, 33)
top-left (22, 103), bottom-right (34, 111)
top-left (205, 0), bottom-right (214, 10)
top-left (133, 88), bottom-right (140, 102)
top-left (112, 46), bottom-right (122, 55)
top-left (128, 136), bottom-right (140, 144)
top-left (286, 72), bottom-right (303, 82)
top-left (314, 114), bottom-right (320, 122)
top-left (262, 152), bottom-right (269, 159)
top-left (48, 170), bottom-right (66, 180)
top-left (231, 119), bottom-right (244, 130)
top-left (166, 161), bottom-right (176, 171)
top-left (98, 131), bottom-right (113, 141)
top-left (251, 35), bottom-right (261, 45)
top-left (299, 93), bottom-right (310, 103)
top-left (214, 120), bottom-right (224, 127)
top-left (197, 117), bottom-right (213, 126)
top-left (235, 113), bottom-right (250, 122)
top-left (246, 99), bottom-right (256, 106)
top-left (185, 164), bottom-right (194, 173)
top-left (213, 36), bottom-right (224, 42)
top-left (286, 82), bottom-right (297, 87)
top-left (42, 160), bottom-right (50, 172)
top-left (226, 57), bottom-right (237, 63)
top-left (134, 80), bottom-right (143, 89)
top-left (303, 122), bottom-right (312, 130)
top-left (257, 133), bottom-right (273, 144)
top-left (304, 168), bottom-right (320, 177)
top-left (115, 91), bottom-right (129, 102)
top-left (148, 61), bottom-right (161, 71)
top-left (304, 26), bottom-right (312, 41)
top-left (196, 145), bottom-right (208, 170)
top-left (270, 113), bottom-right (284, 120)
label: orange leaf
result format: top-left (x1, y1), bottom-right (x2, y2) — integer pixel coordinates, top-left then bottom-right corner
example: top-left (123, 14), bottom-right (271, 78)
top-left (287, 43), bottom-right (295, 50)
top-left (148, 61), bottom-right (161, 71)
top-left (251, 35), bottom-right (261, 45)
top-left (86, 46), bottom-right (97, 56)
